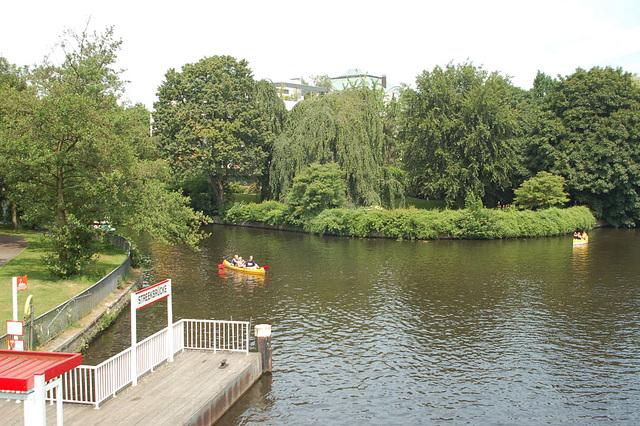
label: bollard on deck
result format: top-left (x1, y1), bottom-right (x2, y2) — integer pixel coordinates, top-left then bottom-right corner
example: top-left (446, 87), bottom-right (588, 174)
top-left (255, 324), bottom-right (272, 374)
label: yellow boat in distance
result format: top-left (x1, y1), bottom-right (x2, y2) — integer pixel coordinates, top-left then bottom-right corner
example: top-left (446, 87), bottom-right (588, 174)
top-left (572, 236), bottom-right (589, 246)
top-left (221, 259), bottom-right (266, 275)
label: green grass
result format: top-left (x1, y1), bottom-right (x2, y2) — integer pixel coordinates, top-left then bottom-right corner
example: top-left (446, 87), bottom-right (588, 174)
top-left (0, 229), bottom-right (127, 326)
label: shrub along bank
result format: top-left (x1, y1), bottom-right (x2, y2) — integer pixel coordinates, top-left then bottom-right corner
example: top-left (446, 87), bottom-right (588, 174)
top-left (223, 202), bottom-right (596, 240)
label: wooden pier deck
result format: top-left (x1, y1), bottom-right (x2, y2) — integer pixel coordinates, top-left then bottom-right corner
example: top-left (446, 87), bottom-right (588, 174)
top-left (0, 350), bottom-right (262, 425)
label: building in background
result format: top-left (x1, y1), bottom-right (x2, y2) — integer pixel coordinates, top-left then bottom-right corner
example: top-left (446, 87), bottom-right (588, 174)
top-left (331, 69), bottom-right (387, 91)
top-left (272, 78), bottom-right (327, 110)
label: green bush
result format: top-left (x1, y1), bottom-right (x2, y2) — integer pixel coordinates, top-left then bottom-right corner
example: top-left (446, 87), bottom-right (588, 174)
top-left (43, 216), bottom-right (100, 278)
top-left (287, 163), bottom-right (347, 219)
top-left (225, 200), bottom-right (596, 240)
top-left (224, 201), bottom-right (294, 226)
top-left (513, 171), bottom-right (570, 210)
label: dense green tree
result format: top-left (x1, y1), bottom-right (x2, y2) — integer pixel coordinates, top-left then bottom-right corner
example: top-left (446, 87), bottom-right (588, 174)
top-left (523, 67), bottom-right (640, 226)
top-left (530, 71), bottom-right (558, 103)
top-left (0, 27), bottom-right (209, 276)
top-left (287, 162), bottom-right (347, 219)
top-left (400, 62), bottom-right (520, 208)
top-left (380, 91), bottom-right (406, 206)
top-left (0, 57), bottom-right (30, 229)
top-left (269, 88), bottom-right (402, 207)
top-left (154, 56), bottom-right (278, 211)
top-left (513, 171), bottom-right (569, 210)
top-left (255, 79), bottom-right (287, 200)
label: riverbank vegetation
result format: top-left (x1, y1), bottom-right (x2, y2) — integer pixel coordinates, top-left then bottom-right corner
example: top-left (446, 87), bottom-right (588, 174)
top-left (0, 229), bottom-right (127, 323)
top-left (0, 28), bottom-right (209, 277)
top-left (224, 200), bottom-right (595, 240)
top-left (2, 24), bottom-right (639, 271)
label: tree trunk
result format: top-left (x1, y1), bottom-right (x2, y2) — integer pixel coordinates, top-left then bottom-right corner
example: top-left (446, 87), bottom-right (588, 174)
top-left (209, 173), bottom-right (226, 212)
top-left (11, 202), bottom-right (17, 231)
top-left (56, 165), bottom-right (68, 265)
top-left (56, 167), bottom-right (67, 226)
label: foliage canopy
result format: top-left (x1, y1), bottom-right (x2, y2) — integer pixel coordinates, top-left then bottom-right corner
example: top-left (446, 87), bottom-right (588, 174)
top-left (154, 56), bottom-right (283, 211)
top-left (269, 88), bottom-right (402, 207)
top-left (523, 67), bottom-right (640, 226)
top-left (0, 27), bottom-right (210, 276)
top-left (400, 62), bottom-right (520, 208)
top-left (513, 171), bottom-right (569, 210)
top-left (287, 163), bottom-right (347, 219)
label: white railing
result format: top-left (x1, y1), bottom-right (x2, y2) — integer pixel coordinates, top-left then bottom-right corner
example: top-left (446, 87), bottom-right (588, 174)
top-left (47, 319), bottom-right (249, 408)
top-left (183, 319), bottom-right (250, 353)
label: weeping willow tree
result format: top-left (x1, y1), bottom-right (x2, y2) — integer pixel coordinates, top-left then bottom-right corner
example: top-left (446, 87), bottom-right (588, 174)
top-left (256, 79), bottom-right (287, 200)
top-left (269, 88), bottom-right (402, 207)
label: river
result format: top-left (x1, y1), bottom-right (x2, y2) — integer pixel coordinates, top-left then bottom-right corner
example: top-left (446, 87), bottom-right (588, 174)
top-left (83, 226), bottom-right (640, 424)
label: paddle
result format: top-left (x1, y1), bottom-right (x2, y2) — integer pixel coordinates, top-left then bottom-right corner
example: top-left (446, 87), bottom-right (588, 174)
top-left (262, 266), bottom-right (270, 270)
top-left (217, 263), bottom-right (225, 269)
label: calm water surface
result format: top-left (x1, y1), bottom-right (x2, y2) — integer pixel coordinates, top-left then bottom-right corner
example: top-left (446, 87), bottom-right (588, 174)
top-left (84, 227), bottom-right (640, 424)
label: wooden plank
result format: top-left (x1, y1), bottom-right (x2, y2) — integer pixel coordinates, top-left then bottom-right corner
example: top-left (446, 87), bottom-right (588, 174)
top-left (0, 350), bottom-right (261, 425)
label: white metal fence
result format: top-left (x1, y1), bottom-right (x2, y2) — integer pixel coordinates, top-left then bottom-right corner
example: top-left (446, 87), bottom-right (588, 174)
top-left (47, 319), bottom-right (249, 408)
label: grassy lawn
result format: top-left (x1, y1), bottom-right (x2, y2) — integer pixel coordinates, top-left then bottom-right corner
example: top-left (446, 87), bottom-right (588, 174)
top-left (0, 229), bottom-right (127, 326)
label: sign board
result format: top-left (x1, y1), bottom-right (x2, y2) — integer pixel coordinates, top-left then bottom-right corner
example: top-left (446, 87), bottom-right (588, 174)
top-left (16, 276), bottom-right (27, 291)
top-left (6, 320), bottom-right (23, 336)
top-left (131, 279), bottom-right (173, 386)
top-left (7, 339), bottom-right (24, 351)
top-left (11, 277), bottom-right (27, 324)
top-left (133, 279), bottom-right (171, 310)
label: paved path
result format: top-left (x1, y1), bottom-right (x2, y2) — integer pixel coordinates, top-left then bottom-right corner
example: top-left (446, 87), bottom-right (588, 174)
top-left (0, 234), bottom-right (28, 268)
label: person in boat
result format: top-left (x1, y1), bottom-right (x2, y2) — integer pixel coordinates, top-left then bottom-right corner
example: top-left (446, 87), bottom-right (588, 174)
top-left (574, 231), bottom-right (581, 240)
top-left (236, 256), bottom-right (246, 268)
top-left (231, 255), bottom-right (240, 266)
top-left (581, 231), bottom-right (588, 240)
top-left (244, 255), bottom-right (259, 270)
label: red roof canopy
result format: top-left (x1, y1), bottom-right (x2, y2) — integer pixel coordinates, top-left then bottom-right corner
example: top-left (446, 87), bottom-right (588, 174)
top-left (0, 350), bottom-right (82, 392)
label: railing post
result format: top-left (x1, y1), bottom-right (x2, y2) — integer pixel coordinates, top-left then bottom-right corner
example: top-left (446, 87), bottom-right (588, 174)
top-left (245, 322), bottom-right (249, 354)
top-left (213, 321), bottom-right (217, 353)
top-left (255, 324), bottom-right (272, 374)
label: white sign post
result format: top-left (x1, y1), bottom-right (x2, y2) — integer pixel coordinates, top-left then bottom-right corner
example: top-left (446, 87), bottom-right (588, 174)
top-left (11, 276), bottom-right (27, 344)
top-left (130, 279), bottom-right (173, 386)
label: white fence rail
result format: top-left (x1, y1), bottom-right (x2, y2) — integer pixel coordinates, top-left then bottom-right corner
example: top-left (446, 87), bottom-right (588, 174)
top-left (183, 319), bottom-right (250, 353)
top-left (48, 319), bottom-right (249, 408)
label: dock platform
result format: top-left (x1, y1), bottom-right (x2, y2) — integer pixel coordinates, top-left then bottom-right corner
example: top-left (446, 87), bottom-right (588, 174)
top-left (0, 350), bottom-right (262, 425)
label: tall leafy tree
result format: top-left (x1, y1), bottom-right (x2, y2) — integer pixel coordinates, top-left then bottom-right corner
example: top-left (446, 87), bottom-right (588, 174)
top-left (0, 27), bottom-right (209, 276)
top-left (0, 57), bottom-right (30, 229)
top-left (255, 79), bottom-right (287, 200)
top-left (269, 88), bottom-right (402, 207)
top-left (154, 56), bottom-right (276, 211)
top-left (523, 67), bottom-right (640, 226)
top-left (400, 62), bottom-right (520, 208)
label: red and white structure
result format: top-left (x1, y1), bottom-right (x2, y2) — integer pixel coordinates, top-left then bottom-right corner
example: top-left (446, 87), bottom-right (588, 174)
top-left (0, 350), bottom-right (82, 425)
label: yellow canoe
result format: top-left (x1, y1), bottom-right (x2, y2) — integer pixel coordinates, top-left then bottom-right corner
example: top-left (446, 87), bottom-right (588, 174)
top-left (221, 259), bottom-right (266, 275)
top-left (572, 237), bottom-right (589, 246)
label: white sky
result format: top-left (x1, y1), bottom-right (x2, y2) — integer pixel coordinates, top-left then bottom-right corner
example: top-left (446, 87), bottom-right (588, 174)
top-left (2, 0), bottom-right (639, 109)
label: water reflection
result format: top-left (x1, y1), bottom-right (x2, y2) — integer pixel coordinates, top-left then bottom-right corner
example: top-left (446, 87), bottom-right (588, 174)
top-left (84, 227), bottom-right (640, 424)
top-left (571, 243), bottom-right (589, 278)
top-left (217, 269), bottom-right (267, 293)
